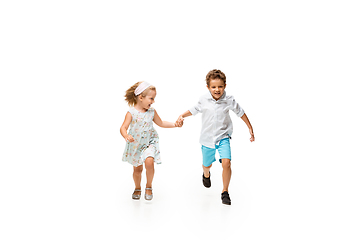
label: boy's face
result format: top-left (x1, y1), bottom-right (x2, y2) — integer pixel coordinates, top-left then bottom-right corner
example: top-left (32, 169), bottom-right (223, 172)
top-left (207, 78), bottom-right (226, 100)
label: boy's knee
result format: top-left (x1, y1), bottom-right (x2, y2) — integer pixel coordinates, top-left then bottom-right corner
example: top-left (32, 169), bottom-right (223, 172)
top-left (203, 164), bottom-right (212, 169)
top-left (221, 158), bottom-right (231, 168)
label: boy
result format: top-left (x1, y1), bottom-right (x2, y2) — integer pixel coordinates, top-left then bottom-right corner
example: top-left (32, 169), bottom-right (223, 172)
top-left (176, 69), bottom-right (254, 205)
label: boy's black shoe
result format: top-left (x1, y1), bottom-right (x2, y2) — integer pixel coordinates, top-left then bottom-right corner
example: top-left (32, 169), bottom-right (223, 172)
top-left (221, 191), bottom-right (231, 205)
top-left (202, 172), bottom-right (211, 188)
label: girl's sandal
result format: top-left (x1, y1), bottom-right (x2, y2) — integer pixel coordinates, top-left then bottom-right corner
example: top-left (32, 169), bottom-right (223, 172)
top-left (145, 188), bottom-right (153, 200)
top-left (132, 189), bottom-right (141, 200)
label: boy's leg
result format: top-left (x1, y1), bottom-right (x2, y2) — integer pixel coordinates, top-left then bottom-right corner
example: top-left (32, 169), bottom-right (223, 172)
top-left (218, 138), bottom-right (232, 204)
top-left (217, 138), bottom-right (232, 193)
top-left (201, 145), bottom-right (216, 177)
top-left (201, 145), bottom-right (216, 188)
top-left (133, 165), bottom-right (143, 195)
top-left (144, 157), bottom-right (154, 195)
top-left (221, 158), bottom-right (231, 193)
top-left (202, 164), bottom-right (212, 188)
top-left (202, 164), bottom-right (212, 178)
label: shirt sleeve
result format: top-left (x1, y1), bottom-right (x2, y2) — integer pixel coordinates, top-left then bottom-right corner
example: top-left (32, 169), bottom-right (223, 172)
top-left (230, 97), bottom-right (245, 117)
top-left (189, 99), bottom-right (202, 116)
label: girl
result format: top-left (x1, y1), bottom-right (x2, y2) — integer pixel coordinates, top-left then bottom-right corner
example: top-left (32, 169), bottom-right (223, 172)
top-left (120, 81), bottom-right (182, 200)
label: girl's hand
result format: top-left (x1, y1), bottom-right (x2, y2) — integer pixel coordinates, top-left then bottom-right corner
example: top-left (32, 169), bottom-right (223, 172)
top-left (175, 116), bottom-right (184, 127)
top-left (125, 135), bottom-right (134, 142)
top-left (175, 119), bottom-right (183, 127)
top-left (249, 129), bottom-right (255, 142)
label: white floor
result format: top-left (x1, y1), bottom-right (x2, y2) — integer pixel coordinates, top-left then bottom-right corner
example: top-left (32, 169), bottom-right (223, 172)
top-left (2, 143), bottom-right (359, 240)
top-left (4, 138), bottom-right (357, 240)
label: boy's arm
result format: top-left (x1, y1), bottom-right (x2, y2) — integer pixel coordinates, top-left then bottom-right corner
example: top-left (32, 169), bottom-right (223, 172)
top-left (176, 98), bottom-right (201, 126)
top-left (176, 110), bottom-right (192, 126)
top-left (240, 113), bottom-right (255, 142)
top-left (180, 110), bottom-right (192, 118)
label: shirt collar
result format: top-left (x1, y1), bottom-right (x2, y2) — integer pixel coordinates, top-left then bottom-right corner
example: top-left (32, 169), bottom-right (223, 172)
top-left (206, 90), bottom-right (227, 101)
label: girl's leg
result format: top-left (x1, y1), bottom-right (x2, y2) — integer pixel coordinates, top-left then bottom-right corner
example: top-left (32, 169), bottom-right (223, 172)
top-left (221, 158), bottom-right (231, 192)
top-left (133, 165), bottom-right (143, 195)
top-left (202, 164), bottom-right (212, 178)
top-left (144, 157), bottom-right (154, 195)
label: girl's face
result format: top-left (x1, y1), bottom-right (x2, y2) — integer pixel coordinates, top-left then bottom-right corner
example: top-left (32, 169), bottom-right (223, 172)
top-left (139, 90), bottom-right (156, 110)
top-left (207, 78), bottom-right (226, 100)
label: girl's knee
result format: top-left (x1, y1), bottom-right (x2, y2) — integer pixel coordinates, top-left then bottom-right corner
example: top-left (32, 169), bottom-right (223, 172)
top-left (145, 157), bottom-right (154, 169)
top-left (134, 165), bottom-right (143, 173)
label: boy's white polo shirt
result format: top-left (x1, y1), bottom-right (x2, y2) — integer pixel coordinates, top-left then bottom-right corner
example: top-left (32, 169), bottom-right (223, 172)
top-left (189, 91), bottom-right (245, 149)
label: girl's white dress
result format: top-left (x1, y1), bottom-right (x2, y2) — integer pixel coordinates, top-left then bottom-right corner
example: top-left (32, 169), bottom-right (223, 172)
top-left (122, 107), bottom-right (161, 167)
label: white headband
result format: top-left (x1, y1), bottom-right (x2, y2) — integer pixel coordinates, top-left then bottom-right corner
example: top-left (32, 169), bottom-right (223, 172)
top-left (134, 82), bottom-right (152, 96)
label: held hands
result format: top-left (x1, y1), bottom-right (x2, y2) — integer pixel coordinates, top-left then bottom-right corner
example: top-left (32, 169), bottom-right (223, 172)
top-left (175, 116), bottom-right (184, 127)
top-left (125, 134), bottom-right (134, 142)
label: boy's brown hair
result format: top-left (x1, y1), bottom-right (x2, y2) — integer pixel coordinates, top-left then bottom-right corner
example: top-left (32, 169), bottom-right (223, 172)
top-left (205, 69), bottom-right (226, 86)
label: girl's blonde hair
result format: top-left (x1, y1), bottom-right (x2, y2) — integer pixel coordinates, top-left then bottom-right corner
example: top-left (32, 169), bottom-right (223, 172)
top-left (124, 81), bottom-right (156, 106)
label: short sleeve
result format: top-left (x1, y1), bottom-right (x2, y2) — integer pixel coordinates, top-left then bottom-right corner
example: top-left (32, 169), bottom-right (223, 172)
top-left (189, 99), bottom-right (202, 116)
top-left (230, 97), bottom-right (245, 117)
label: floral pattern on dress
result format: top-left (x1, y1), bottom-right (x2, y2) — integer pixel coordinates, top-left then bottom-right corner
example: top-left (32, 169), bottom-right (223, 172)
top-left (122, 107), bottom-right (161, 166)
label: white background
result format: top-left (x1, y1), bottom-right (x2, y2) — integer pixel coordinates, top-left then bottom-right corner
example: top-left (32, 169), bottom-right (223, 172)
top-left (1, 0), bottom-right (359, 239)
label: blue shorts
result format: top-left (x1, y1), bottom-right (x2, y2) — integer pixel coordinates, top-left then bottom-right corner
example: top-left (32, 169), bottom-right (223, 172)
top-left (201, 138), bottom-right (231, 167)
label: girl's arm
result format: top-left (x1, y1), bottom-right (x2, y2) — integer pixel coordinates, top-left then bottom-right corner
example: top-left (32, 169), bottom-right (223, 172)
top-left (120, 112), bottom-right (134, 142)
top-left (153, 110), bottom-right (177, 128)
top-left (240, 113), bottom-right (255, 142)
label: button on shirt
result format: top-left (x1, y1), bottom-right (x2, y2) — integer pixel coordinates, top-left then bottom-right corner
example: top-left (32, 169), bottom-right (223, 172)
top-left (189, 91), bottom-right (245, 148)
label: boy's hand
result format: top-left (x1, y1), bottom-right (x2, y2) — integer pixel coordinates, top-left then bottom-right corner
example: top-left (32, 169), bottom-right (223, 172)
top-left (249, 129), bottom-right (255, 142)
top-left (125, 134), bottom-right (134, 142)
top-left (175, 121), bottom-right (183, 127)
top-left (175, 116), bottom-right (184, 127)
